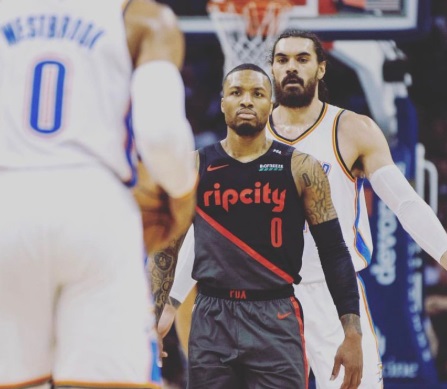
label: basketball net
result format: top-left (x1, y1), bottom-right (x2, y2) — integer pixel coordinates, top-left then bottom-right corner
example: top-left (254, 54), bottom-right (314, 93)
top-left (207, 0), bottom-right (293, 77)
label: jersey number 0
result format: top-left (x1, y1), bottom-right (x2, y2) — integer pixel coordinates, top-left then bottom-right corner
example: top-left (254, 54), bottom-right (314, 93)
top-left (29, 60), bottom-right (66, 134)
top-left (271, 217), bottom-right (283, 247)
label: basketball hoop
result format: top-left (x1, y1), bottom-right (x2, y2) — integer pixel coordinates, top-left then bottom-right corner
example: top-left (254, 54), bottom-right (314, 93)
top-left (207, 0), bottom-right (293, 76)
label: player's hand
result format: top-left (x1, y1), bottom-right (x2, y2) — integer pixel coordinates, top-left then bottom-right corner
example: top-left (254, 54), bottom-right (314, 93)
top-left (425, 295), bottom-right (447, 315)
top-left (158, 303), bottom-right (178, 338)
top-left (157, 332), bottom-right (168, 366)
top-left (331, 331), bottom-right (362, 389)
top-left (133, 162), bottom-right (196, 253)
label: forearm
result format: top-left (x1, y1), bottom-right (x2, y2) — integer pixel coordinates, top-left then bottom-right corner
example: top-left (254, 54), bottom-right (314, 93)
top-left (370, 165), bottom-right (447, 262)
top-left (340, 313), bottom-right (362, 337)
top-left (148, 235), bottom-right (186, 324)
top-left (310, 219), bottom-right (360, 317)
top-left (132, 61), bottom-right (196, 198)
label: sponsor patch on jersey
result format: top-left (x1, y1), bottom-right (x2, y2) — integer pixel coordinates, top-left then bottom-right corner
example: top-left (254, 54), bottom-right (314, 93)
top-left (259, 163), bottom-right (283, 172)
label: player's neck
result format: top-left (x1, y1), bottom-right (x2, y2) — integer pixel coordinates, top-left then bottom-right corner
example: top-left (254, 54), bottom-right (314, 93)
top-left (272, 99), bottom-right (324, 138)
top-left (221, 131), bottom-right (272, 163)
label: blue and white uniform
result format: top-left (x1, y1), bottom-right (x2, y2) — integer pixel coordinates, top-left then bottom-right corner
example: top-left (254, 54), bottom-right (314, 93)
top-left (267, 103), bottom-right (383, 389)
top-left (0, 1), bottom-right (159, 388)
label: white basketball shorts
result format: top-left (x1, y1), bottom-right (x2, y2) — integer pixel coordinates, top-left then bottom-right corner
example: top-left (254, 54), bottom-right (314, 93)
top-left (294, 277), bottom-right (383, 389)
top-left (0, 166), bottom-right (161, 389)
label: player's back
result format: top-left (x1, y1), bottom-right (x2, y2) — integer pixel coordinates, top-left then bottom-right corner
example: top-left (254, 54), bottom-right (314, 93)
top-left (0, 0), bottom-right (134, 183)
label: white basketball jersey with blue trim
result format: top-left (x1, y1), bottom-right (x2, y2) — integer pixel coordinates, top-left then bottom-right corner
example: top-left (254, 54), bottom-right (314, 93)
top-left (267, 103), bottom-right (373, 283)
top-left (0, 0), bottom-right (135, 183)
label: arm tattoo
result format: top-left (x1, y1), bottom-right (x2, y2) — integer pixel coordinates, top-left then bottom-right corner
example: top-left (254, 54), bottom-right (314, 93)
top-left (148, 235), bottom-right (186, 324)
top-left (304, 162), bottom-right (333, 225)
top-left (292, 152), bottom-right (337, 225)
top-left (340, 313), bottom-right (362, 336)
top-left (302, 172), bottom-right (312, 187)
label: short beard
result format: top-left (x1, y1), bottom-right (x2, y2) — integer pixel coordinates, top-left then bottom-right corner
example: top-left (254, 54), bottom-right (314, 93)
top-left (274, 75), bottom-right (318, 108)
top-left (232, 122), bottom-right (264, 137)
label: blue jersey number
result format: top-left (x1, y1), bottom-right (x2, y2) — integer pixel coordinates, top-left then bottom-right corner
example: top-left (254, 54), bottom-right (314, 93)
top-left (30, 60), bottom-right (66, 134)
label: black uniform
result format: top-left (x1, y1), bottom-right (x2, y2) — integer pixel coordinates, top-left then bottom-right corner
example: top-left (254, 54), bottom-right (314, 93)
top-left (189, 140), bottom-right (309, 389)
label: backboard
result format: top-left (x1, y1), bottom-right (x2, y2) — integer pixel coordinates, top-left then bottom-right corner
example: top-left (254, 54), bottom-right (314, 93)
top-left (178, 0), bottom-right (431, 41)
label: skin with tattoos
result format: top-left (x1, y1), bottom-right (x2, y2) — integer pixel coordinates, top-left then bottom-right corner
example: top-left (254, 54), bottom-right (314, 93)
top-left (150, 236), bottom-right (185, 322)
top-left (293, 152), bottom-right (337, 225)
top-left (292, 151), bottom-right (363, 385)
top-left (153, 64), bottom-right (362, 389)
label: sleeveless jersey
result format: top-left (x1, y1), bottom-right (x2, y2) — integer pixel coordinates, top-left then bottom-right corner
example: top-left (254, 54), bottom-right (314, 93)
top-left (192, 141), bottom-right (306, 289)
top-left (0, 0), bottom-right (135, 184)
top-left (267, 103), bottom-right (373, 283)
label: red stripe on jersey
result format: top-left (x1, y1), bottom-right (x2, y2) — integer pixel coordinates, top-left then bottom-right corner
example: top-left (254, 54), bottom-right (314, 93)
top-left (196, 206), bottom-right (294, 283)
top-left (291, 297), bottom-right (309, 389)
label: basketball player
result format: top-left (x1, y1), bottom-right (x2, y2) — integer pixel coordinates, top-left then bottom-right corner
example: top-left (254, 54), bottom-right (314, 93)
top-left (153, 63), bottom-right (363, 388)
top-left (0, 1), bottom-right (196, 388)
top-left (160, 30), bottom-right (447, 388)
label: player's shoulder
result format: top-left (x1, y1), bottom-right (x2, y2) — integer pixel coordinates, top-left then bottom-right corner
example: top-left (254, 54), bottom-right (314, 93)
top-left (338, 108), bottom-right (382, 133)
top-left (124, 0), bottom-right (177, 30)
top-left (124, 0), bottom-right (182, 66)
top-left (337, 108), bottom-right (384, 142)
top-left (290, 145), bottom-right (318, 160)
top-left (196, 142), bottom-right (221, 172)
top-left (269, 139), bottom-right (296, 154)
top-left (290, 149), bottom-right (320, 172)
top-left (290, 149), bottom-right (327, 196)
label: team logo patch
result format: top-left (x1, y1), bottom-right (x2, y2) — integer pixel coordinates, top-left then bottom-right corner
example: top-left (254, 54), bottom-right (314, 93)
top-left (259, 164), bottom-right (283, 172)
top-left (320, 161), bottom-right (331, 175)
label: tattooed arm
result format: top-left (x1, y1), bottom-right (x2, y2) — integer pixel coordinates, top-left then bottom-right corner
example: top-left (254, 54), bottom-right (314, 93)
top-left (149, 151), bottom-right (200, 325)
top-left (292, 151), bottom-right (337, 225)
top-left (292, 151), bottom-right (363, 388)
top-left (149, 235), bottom-right (187, 324)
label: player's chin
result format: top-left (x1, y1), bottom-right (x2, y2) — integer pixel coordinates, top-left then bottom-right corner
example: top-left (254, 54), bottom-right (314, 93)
top-left (234, 123), bottom-right (262, 137)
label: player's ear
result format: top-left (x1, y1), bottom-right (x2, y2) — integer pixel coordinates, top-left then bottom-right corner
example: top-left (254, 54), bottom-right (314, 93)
top-left (317, 60), bottom-right (326, 80)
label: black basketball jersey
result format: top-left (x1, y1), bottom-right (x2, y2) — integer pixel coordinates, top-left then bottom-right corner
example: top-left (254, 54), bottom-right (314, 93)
top-left (192, 140), bottom-right (306, 289)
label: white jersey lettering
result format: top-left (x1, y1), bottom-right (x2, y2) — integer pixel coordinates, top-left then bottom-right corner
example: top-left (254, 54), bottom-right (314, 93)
top-left (0, 0), bottom-right (135, 184)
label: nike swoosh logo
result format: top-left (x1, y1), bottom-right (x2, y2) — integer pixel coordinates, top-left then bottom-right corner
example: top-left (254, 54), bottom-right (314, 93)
top-left (277, 312), bottom-right (292, 320)
top-left (207, 164), bottom-right (229, 172)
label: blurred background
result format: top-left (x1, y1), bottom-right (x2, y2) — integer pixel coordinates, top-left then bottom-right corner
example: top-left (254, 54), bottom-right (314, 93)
top-left (155, 1), bottom-right (447, 387)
